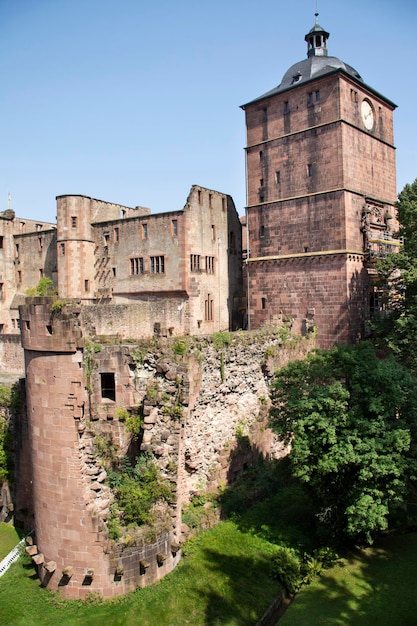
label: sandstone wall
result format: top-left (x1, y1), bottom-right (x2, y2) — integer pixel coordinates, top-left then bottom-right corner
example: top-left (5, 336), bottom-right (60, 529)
top-left (18, 299), bottom-right (314, 597)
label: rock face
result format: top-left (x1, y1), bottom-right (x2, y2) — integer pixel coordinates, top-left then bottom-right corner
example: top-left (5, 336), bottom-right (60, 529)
top-left (17, 299), bottom-right (314, 598)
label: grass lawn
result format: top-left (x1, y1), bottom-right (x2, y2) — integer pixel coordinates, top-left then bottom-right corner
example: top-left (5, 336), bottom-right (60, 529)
top-left (0, 522), bottom-right (21, 561)
top-left (0, 520), bottom-right (281, 626)
top-left (281, 532), bottom-right (417, 626)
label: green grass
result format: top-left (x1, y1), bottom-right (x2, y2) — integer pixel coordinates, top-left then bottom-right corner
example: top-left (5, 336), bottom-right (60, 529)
top-left (0, 520), bottom-right (280, 626)
top-left (281, 532), bottom-right (417, 626)
top-left (0, 522), bottom-right (20, 560)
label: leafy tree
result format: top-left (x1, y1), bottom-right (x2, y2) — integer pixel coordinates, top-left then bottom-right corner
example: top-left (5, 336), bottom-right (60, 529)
top-left (26, 277), bottom-right (57, 297)
top-left (374, 179), bottom-right (417, 371)
top-left (269, 343), bottom-right (417, 545)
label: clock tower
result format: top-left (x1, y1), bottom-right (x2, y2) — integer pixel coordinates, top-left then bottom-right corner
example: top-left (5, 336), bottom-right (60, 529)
top-left (242, 16), bottom-right (400, 347)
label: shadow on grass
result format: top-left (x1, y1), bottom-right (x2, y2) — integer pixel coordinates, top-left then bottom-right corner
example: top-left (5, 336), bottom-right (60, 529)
top-left (282, 534), bottom-right (417, 625)
top-left (198, 546), bottom-right (278, 626)
top-left (219, 437), bottom-right (317, 552)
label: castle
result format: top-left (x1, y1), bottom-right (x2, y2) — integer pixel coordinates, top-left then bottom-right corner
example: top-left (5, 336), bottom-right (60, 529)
top-left (0, 185), bottom-right (243, 377)
top-left (0, 16), bottom-right (401, 598)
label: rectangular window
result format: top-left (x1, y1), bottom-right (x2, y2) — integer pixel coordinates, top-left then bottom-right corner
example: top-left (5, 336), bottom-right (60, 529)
top-left (190, 254), bottom-right (201, 272)
top-left (114, 227), bottom-right (119, 242)
top-left (15, 244), bottom-right (19, 257)
top-left (206, 256), bottom-right (215, 273)
top-left (260, 178), bottom-right (264, 187)
top-left (100, 372), bottom-right (115, 402)
top-left (84, 279), bottom-right (89, 292)
top-left (308, 92), bottom-right (313, 105)
top-left (284, 101), bottom-right (290, 114)
top-left (17, 271), bottom-right (22, 283)
top-left (0, 283), bottom-right (3, 300)
top-left (351, 89), bottom-right (358, 103)
top-left (142, 223), bottom-right (148, 239)
top-left (71, 216), bottom-right (77, 228)
top-left (198, 190), bottom-right (202, 204)
top-left (262, 297), bottom-right (266, 310)
top-left (151, 256), bottom-right (165, 274)
top-left (211, 224), bottom-right (216, 240)
top-left (209, 194), bottom-right (213, 208)
top-left (276, 170), bottom-right (281, 184)
top-left (259, 150), bottom-right (263, 161)
top-left (172, 219), bottom-right (178, 236)
top-left (38, 237), bottom-right (43, 251)
top-left (222, 197), bottom-right (226, 211)
top-left (112, 267), bottom-right (116, 277)
top-left (61, 243), bottom-right (65, 255)
top-left (205, 294), bottom-right (214, 321)
top-left (130, 257), bottom-right (144, 275)
top-left (307, 163), bottom-right (313, 177)
top-left (0, 236), bottom-right (3, 249)
top-left (315, 90), bottom-right (320, 102)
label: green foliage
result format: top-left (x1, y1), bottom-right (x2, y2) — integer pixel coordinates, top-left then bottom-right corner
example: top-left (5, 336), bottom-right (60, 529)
top-left (271, 546), bottom-right (303, 594)
top-left (146, 381), bottom-right (159, 401)
top-left (50, 299), bottom-right (65, 314)
top-left (173, 338), bottom-right (189, 356)
top-left (0, 386), bottom-right (13, 483)
top-left (116, 408), bottom-right (143, 438)
top-left (271, 544), bottom-right (339, 594)
top-left (213, 331), bottom-right (232, 350)
top-left (107, 455), bottom-right (172, 527)
top-left (270, 342), bottom-right (417, 545)
top-left (373, 179), bottom-right (417, 372)
top-left (94, 434), bottom-right (118, 466)
top-left (25, 277), bottom-right (57, 297)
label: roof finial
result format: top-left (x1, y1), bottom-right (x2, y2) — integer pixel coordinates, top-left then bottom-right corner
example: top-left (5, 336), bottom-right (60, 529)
top-left (315, 0), bottom-right (319, 23)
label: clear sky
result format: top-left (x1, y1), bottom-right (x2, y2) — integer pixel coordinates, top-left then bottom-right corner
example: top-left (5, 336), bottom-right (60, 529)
top-left (0, 0), bottom-right (416, 222)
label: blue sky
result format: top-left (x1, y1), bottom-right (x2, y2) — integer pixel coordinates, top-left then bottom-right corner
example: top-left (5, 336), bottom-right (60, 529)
top-left (0, 0), bottom-right (416, 222)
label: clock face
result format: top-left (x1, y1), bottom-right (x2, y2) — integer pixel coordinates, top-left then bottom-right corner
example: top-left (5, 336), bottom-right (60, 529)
top-left (361, 99), bottom-right (374, 130)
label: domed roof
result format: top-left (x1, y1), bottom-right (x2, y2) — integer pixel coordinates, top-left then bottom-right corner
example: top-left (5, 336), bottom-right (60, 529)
top-left (242, 16), bottom-right (363, 106)
top-left (279, 55), bottom-right (362, 91)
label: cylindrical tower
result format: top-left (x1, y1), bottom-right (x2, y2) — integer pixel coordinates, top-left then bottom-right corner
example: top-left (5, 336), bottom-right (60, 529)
top-left (56, 195), bottom-right (96, 300)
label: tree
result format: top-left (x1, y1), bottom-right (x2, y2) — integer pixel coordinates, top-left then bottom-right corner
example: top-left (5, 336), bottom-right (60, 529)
top-left (374, 179), bottom-right (417, 371)
top-left (269, 343), bottom-right (417, 545)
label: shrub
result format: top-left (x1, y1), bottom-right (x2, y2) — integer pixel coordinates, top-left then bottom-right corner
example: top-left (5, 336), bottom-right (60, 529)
top-left (271, 546), bottom-right (303, 594)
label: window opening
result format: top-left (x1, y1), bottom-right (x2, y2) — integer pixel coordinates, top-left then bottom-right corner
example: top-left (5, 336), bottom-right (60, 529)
top-left (142, 223), bottom-right (148, 239)
top-left (172, 219), bottom-right (178, 236)
top-left (71, 216), bottom-right (77, 228)
top-left (151, 256), bottom-right (165, 273)
top-left (205, 294), bottom-right (214, 321)
top-left (206, 256), bottom-right (215, 273)
top-left (100, 373), bottom-right (116, 401)
top-left (190, 254), bottom-right (201, 272)
top-left (131, 257), bottom-right (144, 275)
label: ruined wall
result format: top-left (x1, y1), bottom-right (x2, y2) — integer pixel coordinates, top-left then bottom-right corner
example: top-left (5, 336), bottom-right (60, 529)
top-left (19, 298), bottom-right (313, 598)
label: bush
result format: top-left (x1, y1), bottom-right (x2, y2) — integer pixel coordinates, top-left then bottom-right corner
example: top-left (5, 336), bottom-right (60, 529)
top-left (271, 547), bottom-right (303, 594)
